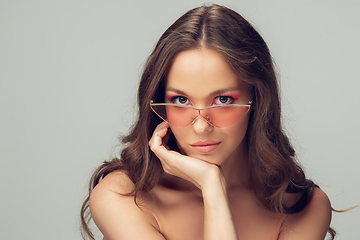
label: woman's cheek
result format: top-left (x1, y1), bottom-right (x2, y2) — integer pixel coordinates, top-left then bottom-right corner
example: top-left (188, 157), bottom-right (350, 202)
top-left (170, 126), bottom-right (188, 155)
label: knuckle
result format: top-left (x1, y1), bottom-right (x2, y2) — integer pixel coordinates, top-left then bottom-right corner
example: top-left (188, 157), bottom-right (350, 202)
top-left (148, 142), bottom-right (154, 150)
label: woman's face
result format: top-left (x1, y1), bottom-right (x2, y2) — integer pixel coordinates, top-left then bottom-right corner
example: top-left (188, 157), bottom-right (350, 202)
top-left (164, 48), bottom-right (252, 166)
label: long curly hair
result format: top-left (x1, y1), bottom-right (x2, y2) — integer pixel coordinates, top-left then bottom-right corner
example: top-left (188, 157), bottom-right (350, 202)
top-left (80, 4), bottom-right (335, 239)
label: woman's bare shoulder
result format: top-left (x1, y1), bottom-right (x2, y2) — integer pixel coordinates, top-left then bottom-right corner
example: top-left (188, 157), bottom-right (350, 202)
top-left (93, 170), bottom-right (135, 194)
top-left (279, 187), bottom-right (332, 239)
top-left (89, 170), bottom-right (164, 240)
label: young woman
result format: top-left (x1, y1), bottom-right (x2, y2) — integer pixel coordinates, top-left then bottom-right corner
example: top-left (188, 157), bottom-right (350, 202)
top-left (81, 4), bottom-right (334, 240)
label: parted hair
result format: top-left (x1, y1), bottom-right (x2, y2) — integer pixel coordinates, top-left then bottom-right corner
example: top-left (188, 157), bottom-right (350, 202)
top-left (80, 4), bottom-right (335, 239)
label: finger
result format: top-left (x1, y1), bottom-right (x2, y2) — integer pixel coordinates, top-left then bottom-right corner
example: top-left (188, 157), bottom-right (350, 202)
top-left (162, 128), bottom-right (172, 150)
top-left (149, 127), bottom-right (168, 148)
top-left (153, 121), bottom-right (170, 140)
top-left (155, 121), bottom-right (170, 132)
top-left (149, 123), bottom-right (172, 154)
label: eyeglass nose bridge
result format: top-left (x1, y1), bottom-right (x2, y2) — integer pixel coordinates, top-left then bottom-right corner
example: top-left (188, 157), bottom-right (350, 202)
top-left (191, 109), bottom-right (213, 126)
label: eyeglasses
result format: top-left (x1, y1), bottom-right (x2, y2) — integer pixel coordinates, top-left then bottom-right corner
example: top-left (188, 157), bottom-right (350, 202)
top-left (150, 100), bottom-right (252, 128)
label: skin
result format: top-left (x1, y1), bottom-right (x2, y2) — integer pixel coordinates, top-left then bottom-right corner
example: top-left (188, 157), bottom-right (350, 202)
top-left (89, 48), bottom-right (332, 240)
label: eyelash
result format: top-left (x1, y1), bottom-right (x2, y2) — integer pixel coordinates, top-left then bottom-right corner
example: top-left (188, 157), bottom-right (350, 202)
top-left (212, 95), bottom-right (235, 105)
top-left (169, 95), bottom-right (236, 105)
top-left (170, 96), bottom-right (190, 105)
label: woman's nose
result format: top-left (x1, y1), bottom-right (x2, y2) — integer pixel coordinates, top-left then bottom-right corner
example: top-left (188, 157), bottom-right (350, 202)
top-left (191, 115), bottom-right (213, 134)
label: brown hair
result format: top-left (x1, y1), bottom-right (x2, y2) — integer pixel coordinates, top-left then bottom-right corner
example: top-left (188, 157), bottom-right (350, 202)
top-left (80, 4), bottom-right (335, 239)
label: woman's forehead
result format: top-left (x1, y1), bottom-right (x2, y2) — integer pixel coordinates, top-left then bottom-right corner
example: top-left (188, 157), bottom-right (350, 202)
top-left (165, 49), bottom-right (249, 97)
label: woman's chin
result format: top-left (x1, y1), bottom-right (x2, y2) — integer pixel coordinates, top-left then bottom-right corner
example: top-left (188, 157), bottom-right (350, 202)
top-left (187, 151), bottom-right (226, 166)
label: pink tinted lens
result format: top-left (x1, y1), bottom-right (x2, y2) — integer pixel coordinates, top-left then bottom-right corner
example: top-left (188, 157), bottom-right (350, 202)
top-left (151, 105), bottom-right (197, 127)
top-left (151, 105), bottom-right (249, 128)
top-left (165, 105), bottom-right (198, 127)
top-left (201, 106), bottom-right (249, 128)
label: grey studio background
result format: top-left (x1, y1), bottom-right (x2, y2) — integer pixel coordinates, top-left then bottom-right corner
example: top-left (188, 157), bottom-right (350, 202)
top-left (1, 0), bottom-right (359, 239)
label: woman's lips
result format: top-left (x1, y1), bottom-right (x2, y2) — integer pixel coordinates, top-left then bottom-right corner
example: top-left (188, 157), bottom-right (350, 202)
top-left (190, 140), bottom-right (221, 153)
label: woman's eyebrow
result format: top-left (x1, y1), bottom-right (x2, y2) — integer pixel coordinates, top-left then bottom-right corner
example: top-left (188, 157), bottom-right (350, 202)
top-left (209, 88), bottom-right (240, 96)
top-left (166, 88), bottom-right (240, 97)
top-left (165, 88), bottom-right (188, 96)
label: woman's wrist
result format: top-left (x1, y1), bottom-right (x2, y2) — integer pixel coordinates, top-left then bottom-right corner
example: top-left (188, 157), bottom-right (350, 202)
top-left (200, 165), bottom-right (228, 198)
top-left (201, 165), bottom-right (238, 240)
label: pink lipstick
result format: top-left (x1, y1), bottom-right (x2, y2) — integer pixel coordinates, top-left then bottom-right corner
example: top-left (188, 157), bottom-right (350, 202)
top-left (190, 140), bottom-right (221, 153)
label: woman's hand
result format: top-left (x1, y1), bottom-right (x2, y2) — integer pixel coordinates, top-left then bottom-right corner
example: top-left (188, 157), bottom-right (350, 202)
top-left (149, 121), bottom-right (239, 240)
top-left (149, 121), bottom-right (222, 190)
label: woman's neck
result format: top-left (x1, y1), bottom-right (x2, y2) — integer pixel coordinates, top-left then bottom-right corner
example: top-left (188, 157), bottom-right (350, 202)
top-left (220, 140), bottom-right (250, 191)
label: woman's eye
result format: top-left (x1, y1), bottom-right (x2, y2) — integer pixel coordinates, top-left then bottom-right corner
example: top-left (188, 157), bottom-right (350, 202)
top-left (213, 96), bottom-right (234, 105)
top-left (173, 96), bottom-right (190, 105)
